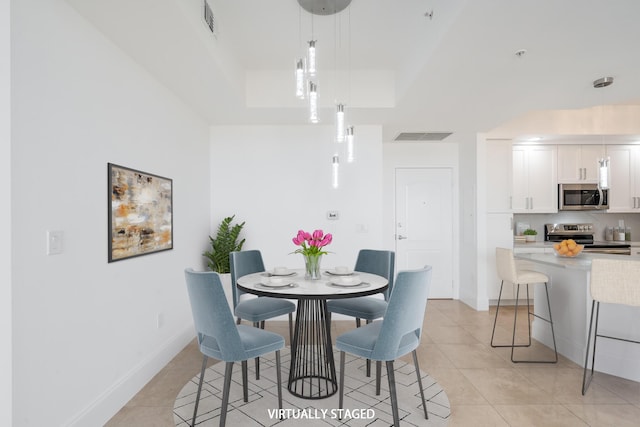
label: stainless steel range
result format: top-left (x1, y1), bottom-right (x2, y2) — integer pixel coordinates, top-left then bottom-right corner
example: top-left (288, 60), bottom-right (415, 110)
top-left (544, 223), bottom-right (631, 255)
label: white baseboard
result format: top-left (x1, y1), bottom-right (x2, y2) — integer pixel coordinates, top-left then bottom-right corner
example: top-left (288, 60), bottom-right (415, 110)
top-left (64, 325), bottom-right (194, 427)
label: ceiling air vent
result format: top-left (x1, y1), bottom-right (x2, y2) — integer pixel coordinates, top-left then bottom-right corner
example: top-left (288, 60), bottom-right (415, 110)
top-left (394, 132), bottom-right (452, 142)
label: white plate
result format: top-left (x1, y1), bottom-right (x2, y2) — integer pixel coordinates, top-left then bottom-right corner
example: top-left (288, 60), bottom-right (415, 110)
top-left (270, 270), bottom-right (296, 276)
top-left (330, 276), bottom-right (362, 287)
top-left (259, 281), bottom-right (294, 288)
top-left (325, 269), bottom-right (354, 276)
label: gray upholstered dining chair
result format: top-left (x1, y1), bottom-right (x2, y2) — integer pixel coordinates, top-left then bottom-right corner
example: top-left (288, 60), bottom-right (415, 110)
top-left (184, 268), bottom-right (284, 427)
top-left (230, 250), bottom-right (295, 378)
top-left (336, 266), bottom-right (432, 427)
top-left (326, 249), bottom-right (395, 376)
top-left (491, 247), bottom-right (557, 363)
top-left (582, 258), bottom-right (640, 395)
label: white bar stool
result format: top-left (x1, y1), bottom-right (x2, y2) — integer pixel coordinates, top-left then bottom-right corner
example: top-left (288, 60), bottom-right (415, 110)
top-left (491, 247), bottom-right (558, 363)
top-left (582, 258), bottom-right (640, 394)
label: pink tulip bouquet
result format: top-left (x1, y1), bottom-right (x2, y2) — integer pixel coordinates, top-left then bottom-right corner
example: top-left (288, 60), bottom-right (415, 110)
top-left (292, 229), bottom-right (333, 256)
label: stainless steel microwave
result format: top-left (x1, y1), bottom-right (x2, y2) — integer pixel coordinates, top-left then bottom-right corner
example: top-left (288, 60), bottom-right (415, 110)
top-left (558, 183), bottom-right (608, 211)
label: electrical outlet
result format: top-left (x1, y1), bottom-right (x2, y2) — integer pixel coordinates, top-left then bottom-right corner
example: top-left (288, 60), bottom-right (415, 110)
top-left (47, 230), bottom-right (64, 255)
top-left (157, 313), bottom-right (164, 329)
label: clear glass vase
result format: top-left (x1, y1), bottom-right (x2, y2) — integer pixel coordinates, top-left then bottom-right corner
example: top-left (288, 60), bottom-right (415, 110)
top-left (303, 253), bottom-right (322, 280)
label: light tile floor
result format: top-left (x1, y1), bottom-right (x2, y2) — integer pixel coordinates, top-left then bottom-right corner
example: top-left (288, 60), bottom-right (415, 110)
top-left (106, 300), bottom-right (640, 426)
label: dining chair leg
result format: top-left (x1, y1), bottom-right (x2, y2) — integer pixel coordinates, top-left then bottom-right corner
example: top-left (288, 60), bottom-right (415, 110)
top-left (375, 361), bottom-right (381, 395)
top-left (241, 360), bottom-right (248, 402)
top-left (412, 350), bottom-right (429, 420)
top-left (275, 350), bottom-right (283, 414)
top-left (582, 301), bottom-right (599, 395)
top-left (253, 322), bottom-right (260, 380)
top-left (191, 355), bottom-right (208, 427)
top-left (386, 360), bottom-right (400, 427)
top-left (220, 361), bottom-right (234, 427)
top-left (288, 313), bottom-right (294, 345)
top-left (366, 319), bottom-right (372, 377)
top-left (355, 318), bottom-right (361, 328)
top-left (338, 351), bottom-right (345, 417)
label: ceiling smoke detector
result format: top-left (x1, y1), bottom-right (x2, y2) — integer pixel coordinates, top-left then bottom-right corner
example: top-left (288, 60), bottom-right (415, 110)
top-left (593, 77), bottom-right (614, 88)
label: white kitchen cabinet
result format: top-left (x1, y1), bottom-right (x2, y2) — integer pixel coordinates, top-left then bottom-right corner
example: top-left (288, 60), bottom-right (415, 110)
top-left (606, 145), bottom-right (640, 212)
top-left (557, 145), bottom-right (605, 183)
top-left (486, 139), bottom-right (512, 212)
top-left (512, 145), bottom-right (558, 213)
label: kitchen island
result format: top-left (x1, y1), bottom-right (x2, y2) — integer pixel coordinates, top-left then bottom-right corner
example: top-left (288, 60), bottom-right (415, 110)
top-left (515, 253), bottom-right (640, 382)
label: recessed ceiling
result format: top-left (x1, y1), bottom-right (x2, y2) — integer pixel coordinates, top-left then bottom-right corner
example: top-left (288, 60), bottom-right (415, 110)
top-left (65, 0), bottom-right (640, 141)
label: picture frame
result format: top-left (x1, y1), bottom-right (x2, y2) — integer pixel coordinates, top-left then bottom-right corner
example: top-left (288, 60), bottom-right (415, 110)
top-left (108, 163), bottom-right (173, 262)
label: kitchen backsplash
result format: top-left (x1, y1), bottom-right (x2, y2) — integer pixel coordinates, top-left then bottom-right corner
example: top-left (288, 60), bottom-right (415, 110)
top-left (514, 212), bottom-right (640, 242)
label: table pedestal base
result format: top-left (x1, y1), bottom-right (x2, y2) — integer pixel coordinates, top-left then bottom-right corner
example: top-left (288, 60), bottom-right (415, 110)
top-left (288, 299), bottom-right (337, 399)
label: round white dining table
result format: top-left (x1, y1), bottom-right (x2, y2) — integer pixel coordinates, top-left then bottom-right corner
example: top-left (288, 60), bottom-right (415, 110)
top-left (236, 268), bottom-right (388, 399)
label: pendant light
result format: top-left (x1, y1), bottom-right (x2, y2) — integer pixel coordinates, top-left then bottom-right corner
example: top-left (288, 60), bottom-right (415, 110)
top-left (295, 59), bottom-right (306, 99)
top-left (307, 40), bottom-right (317, 76)
top-left (346, 126), bottom-right (355, 162)
top-left (335, 103), bottom-right (345, 142)
top-left (331, 155), bottom-right (340, 188)
top-left (308, 81), bottom-right (319, 123)
top-left (594, 76), bottom-right (614, 190)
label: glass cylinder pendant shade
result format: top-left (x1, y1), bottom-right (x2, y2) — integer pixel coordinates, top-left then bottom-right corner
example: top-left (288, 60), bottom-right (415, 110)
top-left (295, 59), bottom-right (305, 99)
top-left (332, 155), bottom-right (340, 189)
top-left (335, 104), bottom-right (345, 143)
top-left (346, 126), bottom-right (355, 163)
top-left (308, 81), bottom-right (318, 123)
top-left (598, 157), bottom-right (610, 190)
top-left (307, 40), bottom-right (317, 76)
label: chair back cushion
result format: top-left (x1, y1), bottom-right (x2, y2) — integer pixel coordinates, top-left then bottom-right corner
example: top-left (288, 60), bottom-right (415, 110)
top-left (229, 250), bottom-right (266, 308)
top-left (496, 247), bottom-right (518, 284)
top-left (371, 266), bottom-right (432, 360)
top-left (590, 258), bottom-right (640, 307)
top-left (355, 249), bottom-right (395, 301)
top-left (184, 268), bottom-right (247, 360)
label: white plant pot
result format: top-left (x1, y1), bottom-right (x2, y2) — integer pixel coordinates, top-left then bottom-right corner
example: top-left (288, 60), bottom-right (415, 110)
top-left (525, 235), bottom-right (536, 242)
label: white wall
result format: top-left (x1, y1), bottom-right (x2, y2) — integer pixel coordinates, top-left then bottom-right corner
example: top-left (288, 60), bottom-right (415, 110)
top-left (12, 0), bottom-right (210, 425)
top-left (1, 0), bottom-right (12, 424)
top-left (382, 140), bottom-right (461, 299)
top-left (210, 125), bottom-right (384, 269)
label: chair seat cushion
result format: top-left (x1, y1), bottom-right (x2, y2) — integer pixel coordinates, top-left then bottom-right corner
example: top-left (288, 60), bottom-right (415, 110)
top-left (200, 325), bottom-right (284, 361)
top-left (327, 296), bottom-right (387, 320)
top-left (235, 297), bottom-right (295, 322)
top-left (335, 321), bottom-right (419, 361)
top-left (516, 270), bottom-right (549, 285)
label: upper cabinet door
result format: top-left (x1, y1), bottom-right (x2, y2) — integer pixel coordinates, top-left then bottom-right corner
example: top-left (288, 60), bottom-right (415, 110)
top-left (607, 145), bottom-right (640, 212)
top-left (512, 145), bottom-right (558, 213)
top-left (557, 145), bottom-right (604, 183)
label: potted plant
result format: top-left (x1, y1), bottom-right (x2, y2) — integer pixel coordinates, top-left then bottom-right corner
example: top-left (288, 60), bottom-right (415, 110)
top-left (523, 228), bottom-right (537, 242)
top-left (204, 215), bottom-right (246, 273)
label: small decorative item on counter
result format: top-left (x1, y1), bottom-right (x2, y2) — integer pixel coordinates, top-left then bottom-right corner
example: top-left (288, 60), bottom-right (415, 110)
top-left (523, 229), bottom-right (537, 242)
top-left (616, 227), bottom-right (626, 241)
top-left (553, 239), bottom-right (584, 257)
top-left (291, 229), bottom-right (333, 280)
top-left (626, 227), bottom-right (631, 241)
top-left (605, 226), bottom-right (614, 241)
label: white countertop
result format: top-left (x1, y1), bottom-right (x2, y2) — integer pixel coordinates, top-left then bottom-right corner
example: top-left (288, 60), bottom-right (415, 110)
top-left (515, 252), bottom-right (640, 270)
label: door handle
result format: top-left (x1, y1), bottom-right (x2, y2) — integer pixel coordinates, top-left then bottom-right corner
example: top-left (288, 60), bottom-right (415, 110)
top-left (397, 235), bottom-right (408, 240)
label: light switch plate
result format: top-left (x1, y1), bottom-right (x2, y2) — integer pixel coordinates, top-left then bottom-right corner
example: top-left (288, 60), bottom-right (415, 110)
top-left (47, 230), bottom-right (63, 255)
top-left (327, 211), bottom-right (339, 220)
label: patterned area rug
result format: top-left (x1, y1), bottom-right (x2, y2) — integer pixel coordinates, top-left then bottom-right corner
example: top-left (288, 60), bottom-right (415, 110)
top-left (174, 348), bottom-right (451, 426)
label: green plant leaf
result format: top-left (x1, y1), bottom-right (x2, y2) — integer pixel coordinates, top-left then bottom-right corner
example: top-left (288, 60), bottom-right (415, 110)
top-left (203, 215), bottom-right (246, 273)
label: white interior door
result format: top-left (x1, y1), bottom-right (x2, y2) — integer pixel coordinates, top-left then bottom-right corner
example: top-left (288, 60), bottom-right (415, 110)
top-left (395, 168), bottom-right (453, 298)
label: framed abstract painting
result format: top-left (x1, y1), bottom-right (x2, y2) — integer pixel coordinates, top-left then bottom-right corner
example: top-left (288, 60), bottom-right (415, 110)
top-left (108, 163), bottom-right (173, 262)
